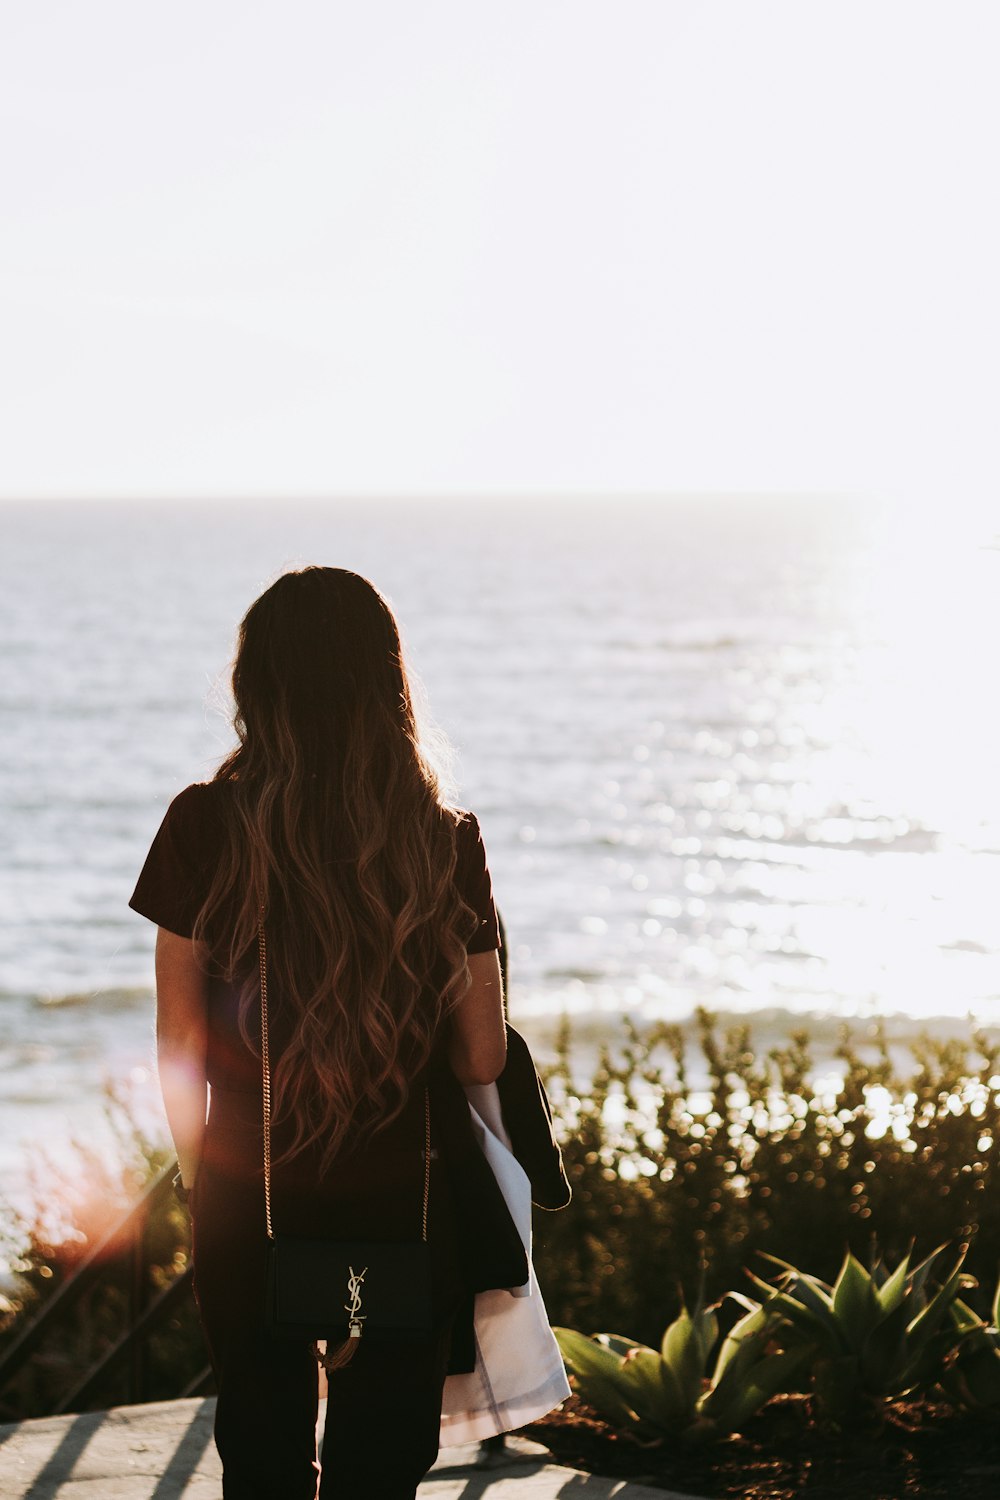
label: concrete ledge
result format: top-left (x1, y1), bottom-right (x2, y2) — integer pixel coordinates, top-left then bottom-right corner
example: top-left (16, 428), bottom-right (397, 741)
top-left (0, 1398), bottom-right (220, 1499)
top-left (0, 1396), bottom-right (701, 1498)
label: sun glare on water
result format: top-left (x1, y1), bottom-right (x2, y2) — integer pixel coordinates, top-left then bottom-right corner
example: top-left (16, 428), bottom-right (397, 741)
top-left (786, 498), bottom-right (999, 1023)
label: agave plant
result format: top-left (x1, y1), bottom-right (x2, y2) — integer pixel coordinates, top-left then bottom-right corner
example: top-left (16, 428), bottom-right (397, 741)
top-left (745, 1240), bottom-right (973, 1426)
top-left (554, 1281), bottom-right (807, 1445)
top-left (936, 1269), bottom-right (1000, 1412)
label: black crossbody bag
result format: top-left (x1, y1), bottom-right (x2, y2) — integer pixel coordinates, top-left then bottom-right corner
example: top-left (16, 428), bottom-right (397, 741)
top-left (257, 919), bottom-right (434, 1370)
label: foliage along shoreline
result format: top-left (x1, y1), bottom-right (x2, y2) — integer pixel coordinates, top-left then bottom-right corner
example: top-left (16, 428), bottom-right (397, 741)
top-left (4, 1007), bottom-right (1000, 1432)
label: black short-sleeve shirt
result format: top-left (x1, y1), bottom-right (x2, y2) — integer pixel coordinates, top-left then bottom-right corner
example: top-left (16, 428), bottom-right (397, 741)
top-left (129, 782), bottom-right (500, 1090)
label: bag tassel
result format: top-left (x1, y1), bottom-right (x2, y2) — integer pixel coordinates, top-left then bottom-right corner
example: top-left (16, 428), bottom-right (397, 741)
top-left (313, 1265), bottom-right (368, 1372)
top-left (313, 1321), bottom-right (363, 1372)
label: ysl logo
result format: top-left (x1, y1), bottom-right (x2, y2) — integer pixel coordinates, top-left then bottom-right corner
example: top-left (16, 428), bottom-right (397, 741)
top-left (345, 1265), bottom-right (368, 1339)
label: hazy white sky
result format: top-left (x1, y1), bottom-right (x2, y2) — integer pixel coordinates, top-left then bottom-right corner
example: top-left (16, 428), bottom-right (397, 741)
top-left (1, 2), bottom-right (997, 502)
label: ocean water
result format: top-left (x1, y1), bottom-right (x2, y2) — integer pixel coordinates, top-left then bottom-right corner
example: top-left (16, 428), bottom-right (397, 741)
top-left (1, 495), bottom-right (998, 1197)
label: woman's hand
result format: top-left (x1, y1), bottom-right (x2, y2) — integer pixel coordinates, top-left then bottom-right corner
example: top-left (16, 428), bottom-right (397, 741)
top-left (448, 950), bottom-right (507, 1085)
top-left (155, 927), bottom-right (209, 1188)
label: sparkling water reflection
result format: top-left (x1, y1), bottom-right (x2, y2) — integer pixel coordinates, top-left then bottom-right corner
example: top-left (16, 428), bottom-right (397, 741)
top-left (0, 494), bottom-right (997, 1185)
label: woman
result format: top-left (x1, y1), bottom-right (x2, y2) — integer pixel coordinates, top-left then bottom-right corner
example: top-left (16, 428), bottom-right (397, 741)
top-left (129, 566), bottom-right (528, 1499)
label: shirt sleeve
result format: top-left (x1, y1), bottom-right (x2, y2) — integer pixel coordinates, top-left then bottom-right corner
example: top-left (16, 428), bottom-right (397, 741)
top-left (457, 811), bottom-right (501, 955)
top-left (129, 783), bottom-right (217, 939)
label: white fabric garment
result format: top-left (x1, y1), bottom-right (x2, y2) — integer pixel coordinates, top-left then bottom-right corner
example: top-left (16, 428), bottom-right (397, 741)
top-left (438, 1081), bottom-right (571, 1445)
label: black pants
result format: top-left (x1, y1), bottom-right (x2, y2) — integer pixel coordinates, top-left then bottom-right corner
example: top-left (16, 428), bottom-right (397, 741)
top-left (198, 1305), bottom-right (455, 1499)
top-left (191, 1091), bottom-right (465, 1499)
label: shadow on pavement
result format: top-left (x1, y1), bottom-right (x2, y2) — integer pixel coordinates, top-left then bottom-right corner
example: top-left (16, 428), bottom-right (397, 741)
top-left (426, 1453), bottom-right (641, 1497)
top-left (22, 1411), bottom-right (108, 1500)
top-left (150, 1400), bottom-right (215, 1499)
top-left (555, 1474), bottom-right (653, 1495)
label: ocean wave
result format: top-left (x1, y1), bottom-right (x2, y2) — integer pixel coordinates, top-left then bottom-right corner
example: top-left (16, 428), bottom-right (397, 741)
top-left (605, 633), bottom-right (742, 652)
top-left (604, 616), bottom-right (830, 652)
top-left (774, 826), bottom-right (942, 855)
top-left (9, 986), bottom-right (154, 1012)
top-left (542, 966), bottom-right (609, 982)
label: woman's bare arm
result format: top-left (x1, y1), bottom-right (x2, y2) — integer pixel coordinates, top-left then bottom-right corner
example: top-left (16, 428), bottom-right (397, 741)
top-left (448, 949), bottom-right (507, 1085)
top-left (155, 927), bottom-right (209, 1188)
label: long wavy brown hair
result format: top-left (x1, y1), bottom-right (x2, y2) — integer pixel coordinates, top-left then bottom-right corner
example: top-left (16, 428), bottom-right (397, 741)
top-left (193, 566), bottom-right (477, 1170)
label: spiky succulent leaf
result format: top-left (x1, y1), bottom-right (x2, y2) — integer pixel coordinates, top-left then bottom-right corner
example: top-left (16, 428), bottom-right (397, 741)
top-left (874, 1253), bottom-right (911, 1316)
top-left (831, 1251), bottom-right (882, 1352)
top-left (572, 1372), bottom-right (656, 1434)
top-left (553, 1329), bottom-right (659, 1436)
top-left (896, 1320), bottom-right (971, 1395)
top-left (906, 1242), bottom-right (951, 1303)
top-left (595, 1333), bottom-right (646, 1358)
top-left (858, 1297), bottom-right (910, 1391)
top-left (906, 1251), bottom-right (968, 1346)
top-left (617, 1345), bottom-right (686, 1428)
top-left (707, 1326), bottom-right (773, 1392)
top-left (712, 1298), bottom-right (772, 1383)
top-left (757, 1252), bottom-right (835, 1305)
top-left (706, 1321), bottom-right (774, 1401)
top-left (591, 1333), bottom-right (686, 1426)
top-left (660, 1306), bottom-right (709, 1414)
top-left (704, 1345), bottom-right (812, 1432)
top-left (691, 1306), bottom-right (720, 1372)
top-left (770, 1270), bottom-right (840, 1333)
top-left (743, 1268), bottom-right (786, 1304)
top-left (744, 1269), bottom-right (835, 1338)
top-left (941, 1332), bottom-right (1000, 1412)
top-left (555, 1327), bottom-right (623, 1380)
top-left (728, 1290), bottom-right (763, 1316)
top-left (755, 1289), bottom-right (837, 1350)
top-left (948, 1297), bottom-right (985, 1336)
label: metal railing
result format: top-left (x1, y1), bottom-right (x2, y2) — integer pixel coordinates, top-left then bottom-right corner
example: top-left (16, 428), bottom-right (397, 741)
top-left (0, 1164), bottom-right (508, 1457)
top-left (0, 1161), bottom-right (212, 1419)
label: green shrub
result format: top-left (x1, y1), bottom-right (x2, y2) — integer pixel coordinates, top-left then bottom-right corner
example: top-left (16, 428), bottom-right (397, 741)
top-left (0, 1083), bottom-right (205, 1420)
top-left (938, 1269), bottom-right (1000, 1412)
top-left (748, 1241), bottom-right (972, 1426)
top-left (6, 1008), bottom-right (1000, 1420)
top-left (554, 1240), bottom-right (978, 1444)
top-left (533, 1009), bottom-right (1000, 1347)
top-left (555, 1278), bottom-right (808, 1444)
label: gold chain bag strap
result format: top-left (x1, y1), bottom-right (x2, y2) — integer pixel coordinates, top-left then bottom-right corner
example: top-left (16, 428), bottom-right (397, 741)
top-left (258, 917), bottom-right (434, 1372)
